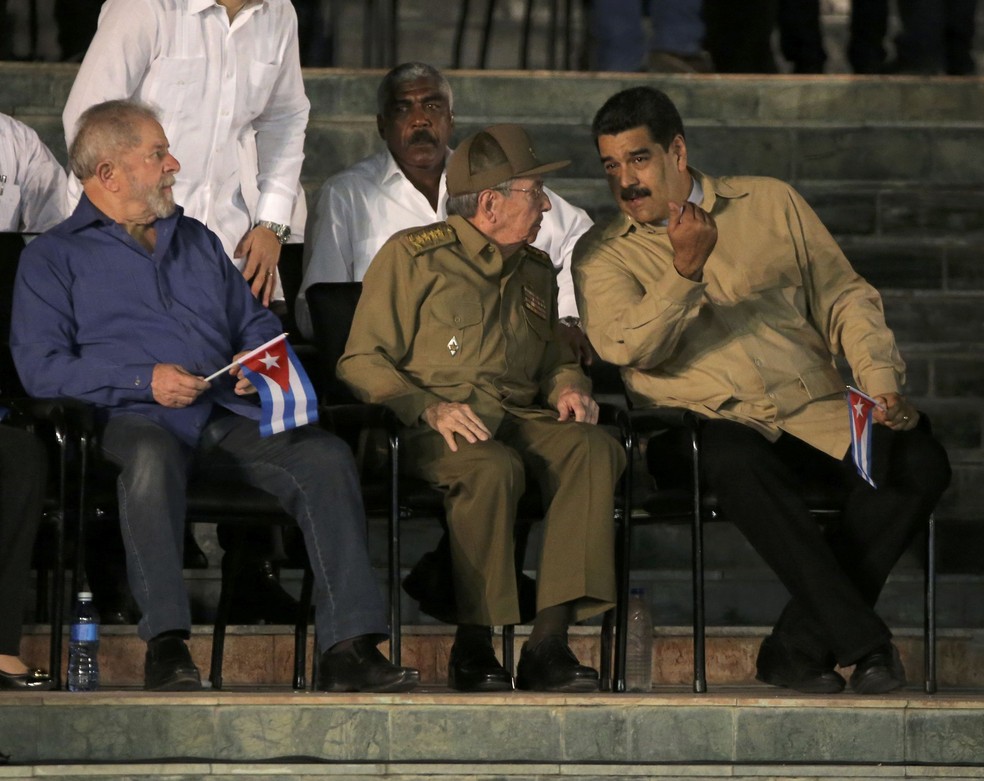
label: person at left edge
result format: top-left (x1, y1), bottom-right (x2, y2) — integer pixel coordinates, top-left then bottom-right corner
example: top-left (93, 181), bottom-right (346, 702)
top-left (11, 99), bottom-right (419, 692)
top-left (62, 0), bottom-right (309, 309)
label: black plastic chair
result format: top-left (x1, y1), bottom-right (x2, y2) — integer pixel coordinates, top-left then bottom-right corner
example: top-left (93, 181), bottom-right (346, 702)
top-left (622, 406), bottom-right (938, 694)
top-left (75, 421), bottom-right (317, 691)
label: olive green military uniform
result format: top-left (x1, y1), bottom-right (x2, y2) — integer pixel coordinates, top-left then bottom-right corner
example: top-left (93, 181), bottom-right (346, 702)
top-left (339, 215), bottom-right (624, 626)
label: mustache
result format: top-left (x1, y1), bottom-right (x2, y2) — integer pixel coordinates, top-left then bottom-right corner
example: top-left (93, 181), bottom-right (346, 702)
top-left (408, 129), bottom-right (439, 146)
top-left (161, 175), bottom-right (176, 188)
top-left (620, 186), bottom-right (651, 201)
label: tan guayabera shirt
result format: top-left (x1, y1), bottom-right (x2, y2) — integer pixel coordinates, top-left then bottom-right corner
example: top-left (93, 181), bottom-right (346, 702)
top-left (573, 170), bottom-right (904, 459)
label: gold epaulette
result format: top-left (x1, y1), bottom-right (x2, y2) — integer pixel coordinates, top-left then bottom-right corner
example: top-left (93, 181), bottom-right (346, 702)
top-left (404, 223), bottom-right (457, 254)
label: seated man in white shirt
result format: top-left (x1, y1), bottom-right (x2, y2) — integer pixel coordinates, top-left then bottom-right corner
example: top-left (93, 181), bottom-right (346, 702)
top-left (295, 62), bottom-right (594, 363)
top-left (0, 113), bottom-right (67, 233)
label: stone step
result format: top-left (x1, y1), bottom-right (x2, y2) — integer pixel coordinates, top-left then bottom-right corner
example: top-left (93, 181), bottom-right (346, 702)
top-left (15, 624), bottom-right (984, 691)
top-left (5, 681), bottom-right (984, 773)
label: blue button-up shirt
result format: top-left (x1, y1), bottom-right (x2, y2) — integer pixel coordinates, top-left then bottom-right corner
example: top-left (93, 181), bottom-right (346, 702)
top-left (11, 195), bottom-right (282, 446)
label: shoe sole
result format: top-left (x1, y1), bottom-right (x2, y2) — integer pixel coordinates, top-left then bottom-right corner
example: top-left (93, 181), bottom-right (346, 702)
top-left (319, 671), bottom-right (420, 693)
top-left (756, 671), bottom-right (846, 694)
top-left (448, 675), bottom-right (514, 692)
top-left (515, 677), bottom-right (599, 693)
top-left (144, 673), bottom-right (203, 692)
top-left (850, 673), bottom-right (905, 695)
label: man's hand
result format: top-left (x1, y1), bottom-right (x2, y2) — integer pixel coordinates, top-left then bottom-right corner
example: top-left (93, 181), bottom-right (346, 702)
top-left (421, 401), bottom-right (492, 452)
top-left (555, 386), bottom-right (599, 424)
top-left (234, 225), bottom-right (282, 307)
top-left (228, 351), bottom-right (258, 396)
top-left (873, 392), bottom-right (920, 431)
top-left (151, 363), bottom-right (209, 408)
top-left (558, 322), bottom-right (594, 366)
top-left (668, 200), bottom-right (717, 281)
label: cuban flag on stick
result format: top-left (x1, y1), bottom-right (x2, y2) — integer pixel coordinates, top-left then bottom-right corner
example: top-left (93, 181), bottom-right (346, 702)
top-left (212, 333), bottom-right (319, 437)
top-left (847, 385), bottom-right (881, 489)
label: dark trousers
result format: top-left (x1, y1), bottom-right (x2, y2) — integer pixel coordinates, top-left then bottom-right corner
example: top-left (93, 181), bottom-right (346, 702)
top-left (700, 418), bottom-right (950, 666)
top-left (703, 0), bottom-right (779, 73)
top-left (101, 413), bottom-right (387, 651)
top-left (0, 426), bottom-right (47, 655)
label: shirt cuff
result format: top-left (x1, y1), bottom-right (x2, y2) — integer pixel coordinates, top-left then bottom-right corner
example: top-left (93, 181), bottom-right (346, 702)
top-left (254, 192), bottom-right (296, 227)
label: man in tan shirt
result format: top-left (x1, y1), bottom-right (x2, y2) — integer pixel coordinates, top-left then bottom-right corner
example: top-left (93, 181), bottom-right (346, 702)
top-left (574, 86), bottom-right (950, 695)
top-left (339, 124), bottom-right (624, 692)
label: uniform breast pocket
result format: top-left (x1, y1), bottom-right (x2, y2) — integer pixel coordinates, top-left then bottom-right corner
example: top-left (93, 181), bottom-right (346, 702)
top-left (245, 60), bottom-right (279, 117)
top-left (521, 308), bottom-right (554, 376)
top-left (418, 301), bottom-right (484, 366)
top-left (0, 183), bottom-right (22, 230)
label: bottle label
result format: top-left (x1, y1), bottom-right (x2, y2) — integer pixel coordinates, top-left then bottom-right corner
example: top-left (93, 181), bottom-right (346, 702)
top-left (71, 624), bottom-right (99, 643)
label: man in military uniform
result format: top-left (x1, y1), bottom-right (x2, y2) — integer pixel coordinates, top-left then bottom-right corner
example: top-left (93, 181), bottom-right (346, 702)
top-left (339, 124), bottom-right (624, 693)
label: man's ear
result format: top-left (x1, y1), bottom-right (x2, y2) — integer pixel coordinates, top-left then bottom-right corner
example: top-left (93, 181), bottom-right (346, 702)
top-left (477, 189), bottom-right (497, 221)
top-left (669, 134), bottom-right (688, 170)
top-left (94, 160), bottom-right (120, 192)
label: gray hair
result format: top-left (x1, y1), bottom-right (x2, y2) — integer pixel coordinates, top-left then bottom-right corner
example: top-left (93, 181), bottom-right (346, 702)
top-left (69, 99), bottom-right (160, 181)
top-left (446, 179), bottom-right (515, 218)
top-left (376, 62), bottom-right (453, 115)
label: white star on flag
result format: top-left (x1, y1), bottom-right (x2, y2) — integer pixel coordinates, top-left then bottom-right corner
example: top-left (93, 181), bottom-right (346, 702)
top-left (259, 352), bottom-right (280, 370)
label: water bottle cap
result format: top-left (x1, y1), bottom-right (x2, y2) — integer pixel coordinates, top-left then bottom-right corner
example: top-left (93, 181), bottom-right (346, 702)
top-left (78, 591), bottom-right (93, 600)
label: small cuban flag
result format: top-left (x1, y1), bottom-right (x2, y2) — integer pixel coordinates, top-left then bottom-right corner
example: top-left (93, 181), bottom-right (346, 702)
top-left (847, 385), bottom-right (879, 489)
top-left (234, 333), bottom-right (318, 437)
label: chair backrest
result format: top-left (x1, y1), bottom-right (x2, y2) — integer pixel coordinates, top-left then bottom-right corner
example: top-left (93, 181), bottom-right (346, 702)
top-left (304, 281), bottom-right (363, 405)
top-left (0, 233), bottom-right (29, 398)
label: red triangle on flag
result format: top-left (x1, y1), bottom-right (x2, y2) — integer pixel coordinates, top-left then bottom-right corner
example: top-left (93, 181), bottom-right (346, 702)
top-left (241, 341), bottom-right (290, 392)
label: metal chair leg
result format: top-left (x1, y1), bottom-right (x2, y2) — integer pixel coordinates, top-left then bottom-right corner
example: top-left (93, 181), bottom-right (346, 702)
top-left (924, 512), bottom-right (937, 694)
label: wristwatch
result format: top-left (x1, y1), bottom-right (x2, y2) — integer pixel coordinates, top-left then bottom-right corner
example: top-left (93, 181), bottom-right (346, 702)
top-left (559, 316), bottom-right (582, 330)
top-left (255, 220), bottom-right (291, 245)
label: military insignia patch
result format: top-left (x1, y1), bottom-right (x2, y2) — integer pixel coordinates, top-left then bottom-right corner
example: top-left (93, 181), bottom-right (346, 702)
top-left (447, 336), bottom-right (459, 356)
top-left (522, 285), bottom-right (548, 319)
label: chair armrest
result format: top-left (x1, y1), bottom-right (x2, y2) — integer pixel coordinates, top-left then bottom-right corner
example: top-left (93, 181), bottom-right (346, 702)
top-left (629, 406), bottom-right (701, 435)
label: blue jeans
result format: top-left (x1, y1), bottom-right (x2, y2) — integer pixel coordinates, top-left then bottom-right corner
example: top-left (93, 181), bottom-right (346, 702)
top-left (591, 0), bottom-right (705, 71)
top-left (101, 413), bottom-right (388, 651)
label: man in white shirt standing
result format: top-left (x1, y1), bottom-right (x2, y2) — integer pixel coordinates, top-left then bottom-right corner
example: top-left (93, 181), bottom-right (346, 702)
top-left (62, 0), bottom-right (309, 308)
top-left (0, 113), bottom-right (67, 233)
top-left (295, 62), bottom-right (594, 363)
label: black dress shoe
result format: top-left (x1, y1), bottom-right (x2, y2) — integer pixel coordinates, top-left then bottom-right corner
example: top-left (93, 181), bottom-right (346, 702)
top-left (144, 635), bottom-right (202, 691)
top-left (755, 634), bottom-right (845, 694)
top-left (448, 631), bottom-right (513, 692)
top-left (515, 636), bottom-right (599, 692)
top-left (849, 643), bottom-right (906, 695)
top-left (317, 636), bottom-right (420, 693)
top-left (0, 667), bottom-right (53, 691)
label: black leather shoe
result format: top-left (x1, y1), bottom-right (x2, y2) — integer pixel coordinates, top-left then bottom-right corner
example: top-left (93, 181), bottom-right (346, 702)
top-left (515, 637), bottom-right (599, 692)
top-left (755, 634), bottom-right (845, 694)
top-left (0, 667), bottom-right (53, 691)
top-left (144, 635), bottom-right (202, 691)
top-left (448, 631), bottom-right (513, 692)
top-left (849, 643), bottom-right (906, 695)
top-left (317, 636), bottom-right (420, 693)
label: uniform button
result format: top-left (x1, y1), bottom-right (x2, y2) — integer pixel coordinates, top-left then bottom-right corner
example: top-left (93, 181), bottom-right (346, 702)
top-left (768, 392), bottom-right (776, 400)
top-left (453, 316), bottom-right (461, 324)
top-left (754, 358), bottom-right (763, 367)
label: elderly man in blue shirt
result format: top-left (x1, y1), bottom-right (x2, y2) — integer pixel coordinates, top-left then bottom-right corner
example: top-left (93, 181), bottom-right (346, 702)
top-left (10, 99), bottom-right (419, 693)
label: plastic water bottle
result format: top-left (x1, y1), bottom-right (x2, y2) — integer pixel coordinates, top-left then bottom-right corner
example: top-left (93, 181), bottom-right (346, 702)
top-left (67, 591), bottom-right (100, 692)
top-left (625, 587), bottom-right (653, 692)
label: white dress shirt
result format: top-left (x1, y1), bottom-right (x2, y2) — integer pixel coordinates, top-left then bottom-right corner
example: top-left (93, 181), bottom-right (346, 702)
top-left (62, 0), bottom-right (310, 272)
top-left (0, 113), bottom-right (68, 232)
top-left (295, 148), bottom-right (593, 338)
